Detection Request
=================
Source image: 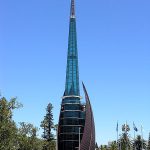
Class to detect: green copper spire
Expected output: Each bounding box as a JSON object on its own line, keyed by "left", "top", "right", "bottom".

{"left": 64, "top": 0, "right": 80, "bottom": 96}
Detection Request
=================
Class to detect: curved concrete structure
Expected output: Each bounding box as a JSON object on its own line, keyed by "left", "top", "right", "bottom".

{"left": 80, "top": 83, "right": 95, "bottom": 150}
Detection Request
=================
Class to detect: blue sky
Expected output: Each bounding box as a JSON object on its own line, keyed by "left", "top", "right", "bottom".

{"left": 0, "top": 0, "right": 150, "bottom": 145}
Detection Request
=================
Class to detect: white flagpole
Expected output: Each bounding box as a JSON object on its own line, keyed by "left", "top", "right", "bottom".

{"left": 134, "top": 123, "right": 136, "bottom": 150}
{"left": 134, "top": 129, "right": 136, "bottom": 150}
{"left": 79, "top": 127, "right": 81, "bottom": 150}
{"left": 117, "top": 122, "right": 119, "bottom": 150}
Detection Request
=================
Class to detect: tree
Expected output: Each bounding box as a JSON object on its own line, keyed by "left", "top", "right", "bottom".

{"left": 18, "top": 122, "right": 42, "bottom": 150}
{"left": 0, "top": 96, "right": 22, "bottom": 150}
{"left": 95, "top": 142, "right": 99, "bottom": 150}
{"left": 148, "top": 133, "right": 150, "bottom": 150}
{"left": 0, "top": 96, "right": 43, "bottom": 150}
{"left": 134, "top": 135, "right": 147, "bottom": 150}
{"left": 100, "top": 145, "right": 108, "bottom": 150}
{"left": 118, "top": 133, "right": 132, "bottom": 150}
{"left": 110, "top": 141, "right": 117, "bottom": 150}
{"left": 41, "top": 103, "right": 55, "bottom": 150}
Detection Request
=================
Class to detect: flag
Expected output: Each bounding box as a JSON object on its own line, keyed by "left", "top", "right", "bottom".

{"left": 133, "top": 122, "right": 138, "bottom": 132}
{"left": 116, "top": 122, "right": 118, "bottom": 132}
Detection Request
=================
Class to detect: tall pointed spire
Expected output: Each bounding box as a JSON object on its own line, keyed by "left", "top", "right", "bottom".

{"left": 64, "top": 0, "right": 80, "bottom": 96}
{"left": 58, "top": 1, "right": 95, "bottom": 149}
{"left": 70, "top": 0, "right": 75, "bottom": 18}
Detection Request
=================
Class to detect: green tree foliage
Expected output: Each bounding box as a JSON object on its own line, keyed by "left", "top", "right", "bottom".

{"left": 0, "top": 96, "right": 55, "bottom": 150}
{"left": 17, "top": 122, "right": 43, "bottom": 150}
{"left": 134, "top": 135, "right": 147, "bottom": 150}
{"left": 41, "top": 103, "right": 54, "bottom": 141}
{"left": 41, "top": 103, "right": 55, "bottom": 150}
{"left": 0, "top": 96, "right": 22, "bottom": 149}
{"left": 95, "top": 142, "right": 99, "bottom": 150}
{"left": 100, "top": 142, "right": 117, "bottom": 150}
{"left": 110, "top": 141, "right": 117, "bottom": 150}
{"left": 100, "top": 145, "right": 104, "bottom": 150}
{"left": 118, "top": 133, "right": 132, "bottom": 150}
{"left": 148, "top": 133, "right": 150, "bottom": 150}
{"left": 99, "top": 145, "right": 108, "bottom": 150}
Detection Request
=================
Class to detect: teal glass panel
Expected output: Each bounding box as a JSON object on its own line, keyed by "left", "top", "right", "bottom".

{"left": 65, "top": 18, "right": 80, "bottom": 96}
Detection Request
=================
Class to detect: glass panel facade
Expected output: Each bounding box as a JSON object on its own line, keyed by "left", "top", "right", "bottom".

{"left": 64, "top": 111, "right": 79, "bottom": 117}
{"left": 65, "top": 17, "right": 80, "bottom": 96}
{"left": 58, "top": 0, "right": 87, "bottom": 150}
{"left": 58, "top": 96, "right": 85, "bottom": 150}
{"left": 62, "top": 99, "right": 80, "bottom": 104}
{"left": 60, "top": 118, "right": 79, "bottom": 125}
{"left": 63, "top": 104, "right": 80, "bottom": 110}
